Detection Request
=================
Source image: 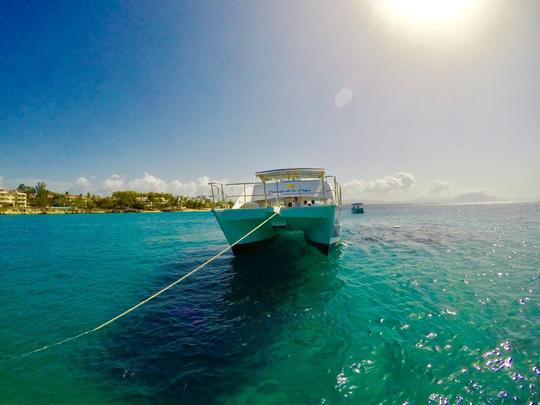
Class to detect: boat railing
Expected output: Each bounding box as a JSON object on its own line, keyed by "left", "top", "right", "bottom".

{"left": 323, "top": 175, "right": 342, "bottom": 206}
{"left": 209, "top": 178, "right": 342, "bottom": 207}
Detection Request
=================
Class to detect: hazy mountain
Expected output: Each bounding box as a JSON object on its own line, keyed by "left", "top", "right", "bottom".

{"left": 449, "top": 192, "right": 499, "bottom": 204}
{"left": 342, "top": 192, "right": 503, "bottom": 205}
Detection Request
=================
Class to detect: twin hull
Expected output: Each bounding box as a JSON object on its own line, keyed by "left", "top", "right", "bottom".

{"left": 212, "top": 205, "right": 341, "bottom": 254}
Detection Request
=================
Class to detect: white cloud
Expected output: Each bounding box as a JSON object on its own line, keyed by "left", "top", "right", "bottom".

{"left": 344, "top": 172, "right": 416, "bottom": 195}
{"left": 102, "top": 174, "right": 124, "bottom": 191}
{"left": 101, "top": 172, "right": 224, "bottom": 196}
{"left": 169, "top": 176, "right": 211, "bottom": 197}
{"left": 128, "top": 172, "right": 168, "bottom": 192}
{"left": 75, "top": 177, "right": 91, "bottom": 190}
{"left": 429, "top": 179, "right": 452, "bottom": 194}
{"left": 0, "top": 176, "right": 3, "bottom": 187}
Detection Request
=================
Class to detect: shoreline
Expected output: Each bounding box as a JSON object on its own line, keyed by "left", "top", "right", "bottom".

{"left": 0, "top": 208, "right": 212, "bottom": 215}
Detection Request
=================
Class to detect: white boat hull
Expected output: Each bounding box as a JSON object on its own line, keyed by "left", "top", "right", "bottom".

{"left": 212, "top": 205, "right": 341, "bottom": 254}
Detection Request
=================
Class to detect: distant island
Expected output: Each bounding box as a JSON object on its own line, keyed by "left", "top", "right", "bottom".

{"left": 342, "top": 191, "right": 503, "bottom": 205}
{"left": 448, "top": 191, "right": 499, "bottom": 204}
{"left": 0, "top": 182, "right": 230, "bottom": 215}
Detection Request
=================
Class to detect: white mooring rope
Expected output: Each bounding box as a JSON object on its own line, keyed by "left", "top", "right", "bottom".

{"left": 19, "top": 211, "right": 278, "bottom": 357}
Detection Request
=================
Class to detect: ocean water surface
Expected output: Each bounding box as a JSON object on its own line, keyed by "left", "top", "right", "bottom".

{"left": 0, "top": 203, "right": 539, "bottom": 403}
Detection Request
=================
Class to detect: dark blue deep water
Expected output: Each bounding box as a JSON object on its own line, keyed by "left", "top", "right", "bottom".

{"left": 1, "top": 203, "right": 539, "bottom": 403}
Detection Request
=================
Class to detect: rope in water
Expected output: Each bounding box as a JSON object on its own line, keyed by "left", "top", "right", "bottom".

{"left": 20, "top": 211, "right": 279, "bottom": 357}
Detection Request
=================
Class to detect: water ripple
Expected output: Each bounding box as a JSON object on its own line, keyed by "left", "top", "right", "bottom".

{"left": 0, "top": 205, "right": 539, "bottom": 403}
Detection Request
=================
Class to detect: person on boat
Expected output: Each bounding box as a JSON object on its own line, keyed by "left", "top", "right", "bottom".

{"left": 293, "top": 197, "right": 300, "bottom": 207}
{"left": 311, "top": 200, "right": 315, "bottom": 206}
{"left": 303, "top": 200, "right": 308, "bottom": 206}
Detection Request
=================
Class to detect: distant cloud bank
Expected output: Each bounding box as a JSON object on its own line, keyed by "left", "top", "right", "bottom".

{"left": 80, "top": 171, "right": 418, "bottom": 198}
{"left": 102, "top": 174, "right": 125, "bottom": 192}
{"left": 428, "top": 179, "right": 452, "bottom": 194}
{"left": 92, "top": 172, "right": 225, "bottom": 196}
{"left": 95, "top": 171, "right": 419, "bottom": 199}
{"left": 75, "top": 177, "right": 91, "bottom": 190}
{"left": 1, "top": 172, "right": 500, "bottom": 202}
{"left": 343, "top": 171, "right": 416, "bottom": 195}
{"left": 128, "top": 172, "right": 167, "bottom": 192}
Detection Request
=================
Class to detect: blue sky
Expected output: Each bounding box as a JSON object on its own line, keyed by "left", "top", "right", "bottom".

{"left": 1, "top": 1, "right": 539, "bottom": 200}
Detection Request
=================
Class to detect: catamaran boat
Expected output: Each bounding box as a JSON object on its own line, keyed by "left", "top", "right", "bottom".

{"left": 209, "top": 168, "right": 342, "bottom": 254}
{"left": 351, "top": 202, "right": 364, "bottom": 214}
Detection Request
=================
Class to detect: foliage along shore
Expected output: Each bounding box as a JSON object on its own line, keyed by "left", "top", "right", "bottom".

{"left": 0, "top": 182, "right": 228, "bottom": 215}
{"left": 0, "top": 207, "right": 211, "bottom": 215}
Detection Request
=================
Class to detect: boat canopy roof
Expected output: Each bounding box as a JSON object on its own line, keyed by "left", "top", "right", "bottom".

{"left": 255, "top": 168, "right": 326, "bottom": 182}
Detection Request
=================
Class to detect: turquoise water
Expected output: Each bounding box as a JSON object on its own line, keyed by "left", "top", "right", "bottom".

{"left": 1, "top": 203, "right": 539, "bottom": 403}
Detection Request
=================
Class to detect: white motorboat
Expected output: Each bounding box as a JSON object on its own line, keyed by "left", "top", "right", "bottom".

{"left": 209, "top": 168, "right": 342, "bottom": 254}
{"left": 351, "top": 202, "right": 365, "bottom": 214}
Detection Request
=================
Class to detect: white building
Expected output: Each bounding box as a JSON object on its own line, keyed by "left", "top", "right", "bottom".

{"left": 0, "top": 189, "right": 28, "bottom": 208}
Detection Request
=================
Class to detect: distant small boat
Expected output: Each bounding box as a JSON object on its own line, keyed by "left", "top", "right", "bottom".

{"left": 351, "top": 202, "right": 364, "bottom": 214}
{"left": 209, "top": 168, "right": 342, "bottom": 254}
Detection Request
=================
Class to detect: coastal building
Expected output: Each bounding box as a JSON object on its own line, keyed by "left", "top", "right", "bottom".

{"left": 152, "top": 197, "right": 168, "bottom": 206}
{"left": 0, "top": 189, "right": 28, "bottom": 208}
{"left": 67, "top": 194, "right": 87, "bottom": 202}
{"left": 135, "top": 195, "right": 168, "bottom": 208}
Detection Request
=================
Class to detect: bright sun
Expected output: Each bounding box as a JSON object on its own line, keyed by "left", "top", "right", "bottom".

{"left": 376, "top": 0, "right": 477, "bottom": 25}
{"left": 366, "top": 0, "right": 482, "bottom": 39}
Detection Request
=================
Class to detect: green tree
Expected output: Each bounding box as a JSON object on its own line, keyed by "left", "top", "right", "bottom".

{"left": 86, "top": 198, "right": 96, "bottom": 210}
{"left": 18, "top": 184, "right": 34, "bottom": 194}
{"left": 96, "top": 196, "right": 115, "bottom": 210}
{"left": 50, "top": 193, "right": 64, "bottom": 207}
{"left": 34, "top": 182, "right": 48, "bottom": 208}
{"left": 111, "top": 191, "right": 140, "bottom": 209}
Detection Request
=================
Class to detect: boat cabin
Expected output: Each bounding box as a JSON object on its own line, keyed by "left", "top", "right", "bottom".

{"left": 209, "top": 168, "right": 342, "bottom": 209}
{"left": 351, "top": 202, "right": 365, "bottom": 214}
